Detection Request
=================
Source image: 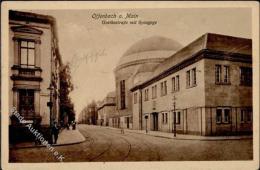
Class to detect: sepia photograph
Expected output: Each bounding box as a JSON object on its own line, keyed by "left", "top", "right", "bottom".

{"left": 1, "top": 1, "right": 259, "bottom": 170}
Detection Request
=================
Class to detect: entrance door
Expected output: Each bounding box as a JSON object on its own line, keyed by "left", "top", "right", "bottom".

{"left": 19, "top": 89, "right": 35, "bottom": 119}
{"left": 126, "top": 117, "right": 130, "bottom": 129}
{"left": 152, "top": 112, "right": 158, "bottom": 131}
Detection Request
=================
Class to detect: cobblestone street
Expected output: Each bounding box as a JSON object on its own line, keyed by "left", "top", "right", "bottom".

{"left": 9, "top": 125, "right": 253, "bottom": 162}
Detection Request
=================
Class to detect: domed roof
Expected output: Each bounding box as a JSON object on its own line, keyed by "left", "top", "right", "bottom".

{"left": 123, "top": 36, "right": 182, "bottom": 57}
{"left": 116, "top": 36, "right": 182, "bottom": 69}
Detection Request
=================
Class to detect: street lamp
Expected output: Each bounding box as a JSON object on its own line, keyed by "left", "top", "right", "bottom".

{"left": 172, "top": 95, "right": 177, "bottom": 137}
{"left": 47, "top": 84, "right": 54, "bottom": 128}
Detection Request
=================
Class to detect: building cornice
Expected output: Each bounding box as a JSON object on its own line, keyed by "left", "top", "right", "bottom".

{"left": 10, "top": 75, "right": 43, "bottom": 82}
{"left": 9, "top": 10, "right": 54, "bottom": 24}
{"left": 11, "top": 65, "right": 42, "bottom": 72}
{"left": 130, "top": 49, "right": 252, "bottom": 92}
{"left": 114, "top": 58, "right": 164, "bottom": 72}
{"left": 11, "top": 25, "right": 43, "bottom": 35}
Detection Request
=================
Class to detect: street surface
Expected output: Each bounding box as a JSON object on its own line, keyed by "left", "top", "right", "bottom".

{"left": 9, "top": 125, "right": 253, "bottom": 162}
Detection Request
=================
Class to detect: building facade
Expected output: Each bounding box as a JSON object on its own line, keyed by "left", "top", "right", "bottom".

{"left": 97, "top": 91, "right": 117, "bottom": 127}
{"left": 114, "top": 36, "right": 182, "bottom": 129}
{"left": 131, "top": 33, "right": 252, "bottom": 136}
{"left": 9, "top": 10, "right": 62, "bottom": 141}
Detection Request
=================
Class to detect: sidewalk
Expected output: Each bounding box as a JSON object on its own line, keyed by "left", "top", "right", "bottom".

{"left": 104, "top": 126, "right": 252, "bottom": 141}
{"left": 10, "top": 128, "right": 86, "bottom": 149}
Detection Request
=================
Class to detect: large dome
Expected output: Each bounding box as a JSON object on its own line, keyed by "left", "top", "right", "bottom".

{"left": 116, "top": 36, "right": 182, "bottom": 69}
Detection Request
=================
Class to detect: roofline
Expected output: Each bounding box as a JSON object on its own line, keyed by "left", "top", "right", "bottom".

{"left": 9, "top": 10, "right": 55, "bottom": 24}
{"left": 114, "top": 58, "right": 164, "bottom": 73}
{"left": 130, "top": 33, "right": 252, "bottom": 92}
{"left": 130, "top": 49, "right": 252, "bottom": 92}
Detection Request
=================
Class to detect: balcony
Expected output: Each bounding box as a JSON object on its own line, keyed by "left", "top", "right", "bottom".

{"left": 11, "top": 65, "right": 42, "bottom": 81}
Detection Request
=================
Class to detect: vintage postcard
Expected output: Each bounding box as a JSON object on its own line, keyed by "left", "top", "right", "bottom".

{"left": 1, "top": 1, "right": 259, "bottom": 170}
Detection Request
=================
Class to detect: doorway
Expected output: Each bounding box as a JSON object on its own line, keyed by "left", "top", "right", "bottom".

{"left": 126, "top": 117, "right": 130, "bottom": 129}
{"left": 151, "top": 112, "right": 158, "bottom": 131}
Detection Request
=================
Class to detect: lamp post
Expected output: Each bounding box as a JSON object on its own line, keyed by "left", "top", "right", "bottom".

{"left": 47, "top": 84, "right": 54, "bottom": 128}
{"left": 172, "top": 95, "right": 177, "bottom": 137}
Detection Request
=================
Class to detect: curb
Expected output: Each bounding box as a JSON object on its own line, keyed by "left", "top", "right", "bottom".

{"left": 104, "top": 126, "right": 252, "bottom": 141}
{"left": 9, "top": 131, "right": 86, "bottom": 149}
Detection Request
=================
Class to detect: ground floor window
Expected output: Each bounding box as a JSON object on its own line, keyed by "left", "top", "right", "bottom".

{"left": 173, "top": 111, "right": 181, "bottom": 124}
{"left": 241, "top": 108, "right": 252, "bottom": 123}
{"left": 162, "top": 112, "right": 168, "bottom": 124}
{"left": 177, "top": 111, "right": 181, "bottom": 124}
{"left": 216, "top": 107, "right": 231, "bottom": 124}
{"left": 19, "top": 89, "right": 35, "bottom": 118}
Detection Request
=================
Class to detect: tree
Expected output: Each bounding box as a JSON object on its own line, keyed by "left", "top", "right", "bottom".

{"left": 59, "top": 63, "right": 75, "bottom": 123}
{"left": 80, "top": 100, "right": 98, "bottom": 125}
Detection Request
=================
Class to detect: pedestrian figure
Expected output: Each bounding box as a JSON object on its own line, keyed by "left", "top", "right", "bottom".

{"left": 51, "top": 121, "right": 60, "bottom": 144}
{"left": 72, "top": 121, "right": 76, "bottom": 130}
{"left": 66, "top": 123, "right": 70, "bottom": 130}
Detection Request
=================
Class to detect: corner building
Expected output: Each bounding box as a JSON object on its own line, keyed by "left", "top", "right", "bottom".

{"left": 9, "top": 11, "right": 62, "bottom": 140}
{"left": 131, "top": 33, "right": 252, "bottom": 136}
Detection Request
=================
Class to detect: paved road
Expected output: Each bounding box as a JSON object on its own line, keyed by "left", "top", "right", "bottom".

{"left": 9, "top": 125, "right": 253, "bottom": 162}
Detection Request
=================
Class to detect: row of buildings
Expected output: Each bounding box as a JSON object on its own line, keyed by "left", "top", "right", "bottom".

{"left": 9, "top": 10, "right": 65, "bottom": 142}
{"left": 85, "top": 33, "right": 252, "bottom": 136}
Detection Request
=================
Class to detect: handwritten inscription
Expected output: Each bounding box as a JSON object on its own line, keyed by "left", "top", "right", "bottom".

{"left": 69, "top": 48, "right": 107, "bottom": 73}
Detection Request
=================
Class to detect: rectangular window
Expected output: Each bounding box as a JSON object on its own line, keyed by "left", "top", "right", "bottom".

{"left": 186, "top": 70, "right": 190, "bottom": 87}
{"left": 240, "top": 67, "right": 252, "bottom": 86}
{"left": 155, "top": 85, "right": 157, "bottom": 98}
{"left": 241, "top": 108, "right": 252, "bottom": 123}
{"left": 19, "top": 40, "right": 35, "bottom": 68}
{"left": 223, "top": 66, "right": 230, "bottom": 83}
{"left": 162, "top": 113, "right": 168, "bottom": 124}
{"left": 160, "top": 82, "right": 164, "bottom": 96}
{"left": 187, "top": 68, "right": 196, "bottom": 88}
{"left": 164, "top": 81, "right": 167, "bottom": 95}
{"left": 19, "top": 89, "right": 35, "bottom": 118}
{"left": 176, "top": 111, "right": 181, "bottom": 124}
{"left": 215, "top": 65, "right": 222, "bottom": 83}
{"left": 172, "top": 75, "right": 180, "bottom": 92}
{"left": 152, "top": 86, "right": 154, "bottom": 98}
{"left": 176, "top": 75, "right": 180, "bottom": 91}
{"left": 172, "top": 77, "right": 175, "bottom": 92}
{"left": 241, "top": 110, "right": 245, "bottom": 122}
{"left": 216, "top": 108, "right": 231, "bottom": 124}
{"left": 223, "top": 109, "right": 230, "bottom": 123}
{"left": 162, "top": 113, "right": 164, "bottom": 124}
{"left": 161, "top": 81, "right": 167, "bottom": 96}
{"left": 144, "top": 89, "right": 149, "bottom": 101}
{"left": 216, "top": 65, "right": 231, "bottom": 84}
{"left": 173, "top": 112, "right": 181, "bottom": 124}
{"left": 152, "top": 85, "right": 157, "bottom": 99}
{"left": 192, "top": 68, "right": 196, "bottom": 85}
{"left": 133, "top": 92, "right": 137, "bottom": 104}
{"left": 216, "top": 109, "right": 222, "bottom": 123}
{"left": 120, "top": 80, "right": 126, "bottom": 109}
